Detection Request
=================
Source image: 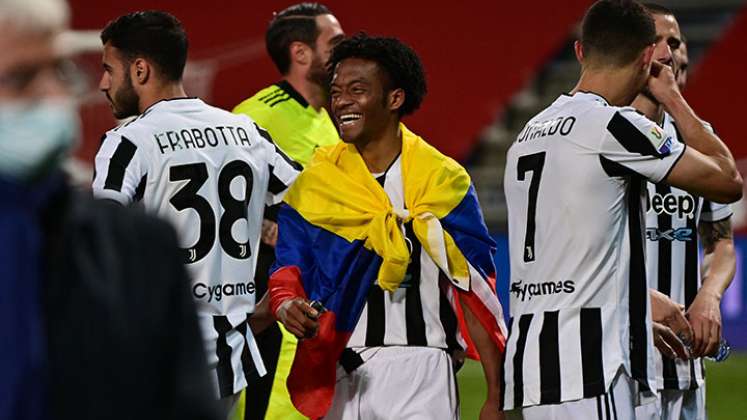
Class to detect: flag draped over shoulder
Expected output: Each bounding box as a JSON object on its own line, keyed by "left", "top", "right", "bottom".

{"left": 270, "top": 124, "right": 506, "bottom": 419}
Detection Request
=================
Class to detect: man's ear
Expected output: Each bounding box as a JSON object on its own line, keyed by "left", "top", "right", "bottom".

{"left": 641, "top": 44, "right": 655, "bottom": 70}
{"left": 132, "top": 57, "right": 150, "bottom": 85}
{"left": 574, "top": 40, "right": 585, "bottom": 64}
{"left": 289, "top": 41, "right": 312, "bottom": 67}
{"left": 388, "top": 88, "right": 405, "bottom": 113}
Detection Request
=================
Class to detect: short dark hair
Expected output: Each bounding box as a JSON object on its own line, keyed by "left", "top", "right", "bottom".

{"left": 329, "top": 33, "right": 427, "bottom": 117}
{"left": 642, "top": 3, "right": 674, "bottom": 16}
{"left": 581, "top": 0, "right": 656, "bottom": 67}
{"left": 266, "top": 3, "right": 331, "bottom": 75}
{"left": 101, "top": 11, "right": 188, "bottom": 81}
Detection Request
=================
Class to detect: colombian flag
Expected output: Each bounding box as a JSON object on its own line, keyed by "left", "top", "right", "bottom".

{"left": 269, "top": 124, "right": 507, "bottom": 418}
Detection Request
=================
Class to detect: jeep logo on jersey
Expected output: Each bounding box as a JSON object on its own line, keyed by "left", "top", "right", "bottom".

{"left": 647, "top": 192, "right": 696, "bottom": 219}
{"left": 193, "top": 281, "right": 256, "bottom": 302}
{"left": 510, "top": 280, "right": 576, "bottom": 302}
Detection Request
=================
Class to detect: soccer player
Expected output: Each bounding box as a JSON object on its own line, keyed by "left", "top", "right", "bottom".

{"left": 633, "top": 5, "right": 736, "bottom": 419}
{"left": 231, "top": 4, "right": 343, "bottom": 418}
{"left": 233, "top": 3, "right": 343, "bottom": 167}
{"left": 268, "top": 34, "right": 507, "bottom": 420}
{"left": 91, "top": 11, "right": 301, "bottom": 417}
{"left": 502, "top": 1, "right": 742, "bottom": 419}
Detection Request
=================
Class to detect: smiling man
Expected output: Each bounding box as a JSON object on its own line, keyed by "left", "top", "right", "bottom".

{"left": 267, "top": 34, "right": 507, "bottom": 420}
{"left": 90, "top": 11, "right": 301, "bottom": 419}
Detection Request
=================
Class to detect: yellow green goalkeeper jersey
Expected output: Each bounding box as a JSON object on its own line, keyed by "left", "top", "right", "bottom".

{"left": 233, "top": 80, "right": 340, "bottom": 166}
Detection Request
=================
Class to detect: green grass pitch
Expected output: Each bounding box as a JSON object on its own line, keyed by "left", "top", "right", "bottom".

{"left": 457, "top": 352, "right": 747, "bottom": 419}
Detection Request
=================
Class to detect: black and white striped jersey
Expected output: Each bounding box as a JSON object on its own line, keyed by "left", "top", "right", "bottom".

{"left": 92, "top": 98, "right": 301, "bottom": 397}
{"left": 645, "top": 113, "right": 732, "bottom": 391}
{"left": 502, "top": 92, "right": 686, "bottom": 410}
{"left": 345, "top": 156, "right": 463, "bottom": 352}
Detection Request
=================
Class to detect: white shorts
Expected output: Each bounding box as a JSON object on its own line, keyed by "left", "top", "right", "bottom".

{"left": 507, "top": 368, "right": 659, "bottom": 420}
{"left": 659, "top": 386, "right": 707, "bottom": 420}
{"left": 323, "top": 346, "right": 459, "bottom": 420}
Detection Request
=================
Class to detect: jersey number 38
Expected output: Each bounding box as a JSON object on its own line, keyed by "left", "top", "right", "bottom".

{"left": 169, "top": 160, "right": 254, "bottom": 264}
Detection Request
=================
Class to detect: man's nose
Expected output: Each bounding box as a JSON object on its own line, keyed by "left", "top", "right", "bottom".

{"left": 99, "top": 72, "right": 110, "bottom": 92}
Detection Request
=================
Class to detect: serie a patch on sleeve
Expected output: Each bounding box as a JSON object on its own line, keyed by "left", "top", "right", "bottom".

{"left": 647, "top": 125, "right": 673, "bottom": 156}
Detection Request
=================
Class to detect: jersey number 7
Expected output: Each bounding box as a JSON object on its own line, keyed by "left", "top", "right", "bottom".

{"left": 517, "top": 152, "right": 546, "bottom": 262}
{"left": 169, "top": 160, "right": 254, "bottom": 264}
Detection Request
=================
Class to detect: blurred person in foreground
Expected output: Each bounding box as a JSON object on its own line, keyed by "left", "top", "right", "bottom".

{"left": 0, "top": 0, "right": 219, "bottom": 419}
{"left": 268, "top": 33, "right": 507, "bottom": 420}
{"left": 91, "top": 10, "right": 301, "bottom": 418}
{"left": 633, "top": 4, "right": 736, "bottom": 419}
{"left": 502, "top": 0, "right": 741, "bottom": 418}
{"left": 231, "top": 4, "right": 343, "bottom": 418}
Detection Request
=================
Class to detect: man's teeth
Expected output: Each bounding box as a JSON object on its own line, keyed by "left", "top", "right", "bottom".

{"left": 339, "top": 113, "right": 362, "bottom": 125}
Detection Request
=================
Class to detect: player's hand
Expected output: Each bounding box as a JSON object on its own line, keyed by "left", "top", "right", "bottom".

{"left": 275, "top": 297, "right": 319, "bottom": 339}
{"left": 261, "top": 219, "right": 278, "bottom": 247}
{"left": 647, "top": 60, "right": 681, "bottom": 106}
{"left": 653, "top": 321, "right": 690, "bottom": 360}
{"left": 686, "top": 290, "right": 722, "bottom": 358}
{"left": 650, "top": 288, "right": 693, "bottom": 345}
{"left": 479, "top": 402, "right": 505, "bottom": 420}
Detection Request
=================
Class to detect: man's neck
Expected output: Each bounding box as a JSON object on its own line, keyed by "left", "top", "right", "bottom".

{"left": 139, "top": 83, "right": 188, "bottom": 113}
{"left": 284, "top": 74, "right": 326, "bottom": 111}
{"left": 631, "top": 94, "right": 664, "bottom": 125}
{"left": 571, "top": 66, "right": 641, "bottom": 107}
{"left": 357, "top": 122, "right": 402, "bottom": 174}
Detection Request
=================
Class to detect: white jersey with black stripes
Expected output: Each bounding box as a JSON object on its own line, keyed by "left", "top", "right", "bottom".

{"left": 645, "top": 113, "right": 732, "bottom": 392}
{"left": 345, "top": 155, "right": 463, "bottom": 352}
{"left": 92, "top": 97, "right": 301, "bottom": 398}
{"left": 503, "top": 92, "right": 685, "bottom": 411}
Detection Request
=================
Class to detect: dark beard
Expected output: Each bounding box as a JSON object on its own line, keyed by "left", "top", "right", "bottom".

{"left": 307, "top": 54, "right": 331, "bottom": 93}
{"left": 112, "top": 72, "right": 140, "bottom": 119}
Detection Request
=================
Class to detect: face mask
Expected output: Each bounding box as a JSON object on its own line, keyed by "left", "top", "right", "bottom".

{"left": 0, "top": 101, "right": 79, "bottom": 183}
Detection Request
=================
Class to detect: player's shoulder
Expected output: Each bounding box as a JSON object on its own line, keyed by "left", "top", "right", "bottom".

{"left": 404, "top": 126, "right": 470, "bottom": 182}
{"left": 99, "top": 117, "right": 148, "bottom": 152}
{"left": 232, "top": 84, "right": 285, "bottom": 115}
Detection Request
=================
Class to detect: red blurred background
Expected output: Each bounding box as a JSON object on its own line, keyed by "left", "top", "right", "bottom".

{"left": 68, "top": 0, "right": 594, "bottom": 163}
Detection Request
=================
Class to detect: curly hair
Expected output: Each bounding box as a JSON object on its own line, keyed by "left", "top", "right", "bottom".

{"left": 329, "top": 33, "right": 427, "bottom": 116}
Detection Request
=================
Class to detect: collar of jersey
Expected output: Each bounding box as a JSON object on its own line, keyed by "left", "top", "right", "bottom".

{"left": 275, "top": 80, "right": 310, "bottom": 108}
{"left": 563, "top": 90, "right": 610, "bottom": 106}
{"left": 140, "top": 96, "right": 200, "bottom": 117}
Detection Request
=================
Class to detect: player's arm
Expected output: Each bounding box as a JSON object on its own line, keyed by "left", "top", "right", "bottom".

{"left": 459, "top": 295, "right": 505, "bottom": 420}
{"left": 248, "top": 293, "right": 275, "bottom": 335}
{"left": 647, "top": 62, "right": 743, "bottom": 203}
{"left": 687, "top": 216, "right": 736, "bottom": 357}
{"left": 92, "top": 132, "right": 148, "bottom": 205}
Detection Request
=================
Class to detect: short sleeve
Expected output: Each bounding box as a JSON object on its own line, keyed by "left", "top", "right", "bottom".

{"left": 251, "top": 123, "right": 301, "bottom": 205}
{"left": 92, "top": 131, "right": 148, "bottom": 205}
{"left": 700, "top": 200, "right": 733, "bottom": 223}
{"left": 599, "top": 108, "right": 685, "bottom": 182}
